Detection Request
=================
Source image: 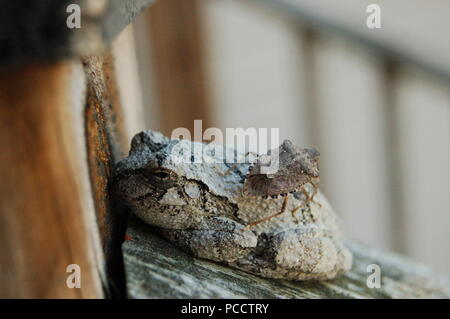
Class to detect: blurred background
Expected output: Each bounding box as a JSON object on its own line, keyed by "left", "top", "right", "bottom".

{"left": 112, "top": 0, "right": 450, "bottom": 275}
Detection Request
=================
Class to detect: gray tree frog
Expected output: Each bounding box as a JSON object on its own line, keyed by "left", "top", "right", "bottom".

{"left": 115, "top": 130, "right": 352, "bottom": 280}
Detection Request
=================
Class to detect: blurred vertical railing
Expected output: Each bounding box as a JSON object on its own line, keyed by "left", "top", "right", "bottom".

{"left": 142, "top": 0, "right": 212, "bottom": 136}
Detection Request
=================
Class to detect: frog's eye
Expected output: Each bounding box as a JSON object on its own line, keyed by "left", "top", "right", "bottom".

{"left": 152, "top": 170, "right": 170, "bottom": 179}
{"left": 145, "top": 168, "right": 177, "bottom": 189}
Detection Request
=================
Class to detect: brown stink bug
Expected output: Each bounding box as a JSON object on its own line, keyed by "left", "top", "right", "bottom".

{"left": 241, "top": 140, "right": 321, "bottom": 228}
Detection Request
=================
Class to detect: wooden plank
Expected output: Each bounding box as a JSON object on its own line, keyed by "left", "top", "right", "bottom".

{"left": 0, "top": 33, "right": 147, "bottom": 298}
{"left": 83, "top": 53, "right": 127, "bottom": 298}
{"left": 0, "top": 62, "right": 103, "bottom": 298}
{"left": 82, "top": 27, "right": 149, "bottom": 297}
{"left": 0, "top": 1, "right": 153, "bottom": 299}
{"left": 124, "top": 216, "right": 450, "bottom": 298}
{"left": 145, "top": 0, "right": 211, "bottom": 136}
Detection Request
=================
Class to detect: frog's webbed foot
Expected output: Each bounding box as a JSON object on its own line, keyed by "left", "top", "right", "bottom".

{"left": 233, "top": 227, "right": 352, "bottom": 280}
{"left": 269, "top": 227, "right": 352, "bottom": 280}
{"left": 160, "top": 217, "right": 257, "bottom": 263}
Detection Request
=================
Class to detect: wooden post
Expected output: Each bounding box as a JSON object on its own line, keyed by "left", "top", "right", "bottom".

{"left": 83, "top": 51, "right": 135, "bottom": 297}
{"left": 0, "top": 62, "right": 103, "bottom": 298}
{"left": 0, "top": 0, "right": 157, "bottom": 298}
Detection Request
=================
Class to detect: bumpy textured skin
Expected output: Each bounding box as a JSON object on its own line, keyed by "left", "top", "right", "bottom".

{"left": 115, "top": 130, "right": 352, "bottom": 280}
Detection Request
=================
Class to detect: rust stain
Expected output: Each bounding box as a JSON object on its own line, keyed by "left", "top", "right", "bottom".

{"left": 82, "top": 52, "right": 128, "bottom": 277}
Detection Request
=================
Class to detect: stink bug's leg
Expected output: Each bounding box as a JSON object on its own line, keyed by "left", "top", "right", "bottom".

{"left": 309, "top": 180, "right": 322, "bottom": 208}
{"left": 244, "top": 196, "right": 289, "bottom": 230}
{"left": 300, "top": 187, "right": 310, "bottom": 201}
{"left": 220, "top": 151, "right": 258, "bottom": 176}
{"left": 291, "top": 203, "right": 305, "bottom": 223}
{"left": 300, "top": 182, "right": 322, "bottom": 208}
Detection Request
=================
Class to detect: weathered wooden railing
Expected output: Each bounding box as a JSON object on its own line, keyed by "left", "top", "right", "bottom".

{"left": 124, "top": 216, "right": 450, "bottom": 298}
{"left": 0, "top": 0, "right": 449, "bottom": 299}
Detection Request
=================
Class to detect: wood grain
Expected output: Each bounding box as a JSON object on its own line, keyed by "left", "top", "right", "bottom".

{"left": 124, "top": 216, "right": 450, "bottom": 298}
{"left": 0, "top": 62, "right": 103, "bottom": 298}
{"left": 83, "top": 52, "right": 131, "bottom": 297}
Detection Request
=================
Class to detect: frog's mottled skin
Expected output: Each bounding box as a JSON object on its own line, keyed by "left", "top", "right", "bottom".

{"left": 115, "top": 130, "right": 352, "bottom": 280}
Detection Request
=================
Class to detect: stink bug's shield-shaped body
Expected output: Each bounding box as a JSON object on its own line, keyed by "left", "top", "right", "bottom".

{"left": 242, "top": 140, "right": 320, "bottom": 197}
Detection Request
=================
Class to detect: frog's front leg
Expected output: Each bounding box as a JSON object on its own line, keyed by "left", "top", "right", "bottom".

{"left": 160, "top": 217, "right": 258, "bottom": 263}
{"left": 231, "top": 226, "right": 352, "bottom": 280}
{"left": 264, "top": 226, "right": 352, "bottom": 280}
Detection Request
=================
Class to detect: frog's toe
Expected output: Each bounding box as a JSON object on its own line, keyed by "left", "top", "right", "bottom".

{"left": 266, "top": 227, "right": 352, "bottom": 280}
